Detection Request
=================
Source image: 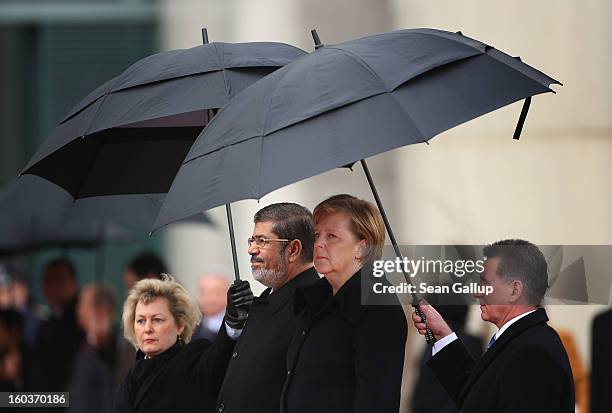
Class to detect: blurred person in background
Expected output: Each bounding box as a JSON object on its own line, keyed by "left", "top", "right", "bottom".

{"left": 412, "top": 304, "right": 483, "bottom": 413}
{"left": 112, "top": 275, "right": 252, "bottom": 413}
{"left": 215, "top": 203, "right": 319, "bottom": 413}
{"left": 0, "top": 266, "right": 43, "bottom": 347}
{"left": 122, "top": 252, "right": 167, "bottom": 292}
{"left": 118, "top": 252, "right": 168, "bottom": 378}
{"left": 11, "top": 268, "right": 44, "bottom": 349}
{"left": 554, "top": 328, "right": 589, "bottom": 413}
{"left": 69, "top": 284, "right": 120, "bottom": 413}
{"left": 282, "top": 194, "right": 407, "bottom": 413}
{"left": 590, "top": 307, "right": 612, "bottom": 413}
{"left": 192, "top": 269, "right": 230, "bottom": 342}
{"left": 0, "top": 309, "right": 41, "bottom": 392}
{"left": 0, "top": 267, "right": 12, "bottom": 309}
{"left": 35, "top": 258, "right": 83, "bottom": 392}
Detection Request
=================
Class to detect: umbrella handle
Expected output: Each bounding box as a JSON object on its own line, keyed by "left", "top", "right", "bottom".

{"left": 414, "top": 305, "right": 435, "bottom": 344}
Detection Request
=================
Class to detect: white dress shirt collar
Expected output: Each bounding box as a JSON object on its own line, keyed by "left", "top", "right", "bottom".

{"left": 494, "top": 309, "right": 537, "bottom": 341}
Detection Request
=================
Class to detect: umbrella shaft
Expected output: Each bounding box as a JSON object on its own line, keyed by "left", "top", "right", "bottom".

{"left": 359, "top": 159, "right": 403, "bottom": 259}
{"left": 226, "top": 203, "right": 241, "bottom": 281}
{"left": 360, "top": 159, "right": 435, "bottom": 344}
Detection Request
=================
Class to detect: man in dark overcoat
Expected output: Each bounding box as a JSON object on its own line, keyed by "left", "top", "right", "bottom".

{"left": 591, "top": 307, "right": 612, "bottom": 413}
{"left": 215, "top": 203, "right": 319, "bottom": 413}
{"left": 36, "top": 258, "right": 84, "bottom": 392}
{"left": 413, "top": 239, "right": 575, "bottom": 413}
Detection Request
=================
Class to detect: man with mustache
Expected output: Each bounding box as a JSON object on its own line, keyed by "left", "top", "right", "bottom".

{"left": 215, "top": 203, "right": 319, "bottom": 413}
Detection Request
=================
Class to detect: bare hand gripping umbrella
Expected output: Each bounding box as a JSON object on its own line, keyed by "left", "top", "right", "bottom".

{"left": 20, "top": 30, "right": 306, "bottom": 279}
{"left": 154, "top": 28, "right": 561, "bottom": 342}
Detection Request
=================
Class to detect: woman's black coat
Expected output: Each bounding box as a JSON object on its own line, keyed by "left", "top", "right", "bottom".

{"left": 112, "top": 326, "right": 235, "bottom": 413}
{"left": 281, "top": 269, "right": 407, "bottom": 413}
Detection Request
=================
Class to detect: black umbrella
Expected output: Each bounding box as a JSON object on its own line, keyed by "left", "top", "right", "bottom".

{"left": 0, "top": 175, "right": 211, "bottom": 258}
{"left": 154, "top": 28, "right": 560, "bottom": 342}
{"left": 154, "top": 28, "right": 560, "bottom": 228}
{"left": 20, "top": 32, "right": 306, "bottom": 279}
{"left": 21, "top": 38, "right": 305, "bottom": 197}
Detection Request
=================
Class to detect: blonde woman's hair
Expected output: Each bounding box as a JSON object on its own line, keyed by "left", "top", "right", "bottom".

{"left": 122, "top": 274, "right": 201, "bottom": 349}
{"left": 313, "top": 194, "right": 386, "bottom": 263}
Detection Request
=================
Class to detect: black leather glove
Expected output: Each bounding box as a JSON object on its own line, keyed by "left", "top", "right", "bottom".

{"left": 225, "top": 280, "right": 253, "bottom": 329}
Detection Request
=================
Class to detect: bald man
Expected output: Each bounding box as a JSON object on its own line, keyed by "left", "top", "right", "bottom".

{"left": 192, "top": 272, "right": 230, "bottom": 342}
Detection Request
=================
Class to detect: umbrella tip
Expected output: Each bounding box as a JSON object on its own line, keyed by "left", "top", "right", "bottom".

{"left": 202, "top": 28, "right": 209, "bottom": 44}
{"left": 311, "top": 29, "right": 324, "bottom": 50}
{"left": 456, "top": 31, "right": 463, "bottom": 35}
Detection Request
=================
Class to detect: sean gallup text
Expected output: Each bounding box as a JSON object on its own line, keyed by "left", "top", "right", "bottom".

{"left": 372, "top": 282, "right": 493, "bottom": 296}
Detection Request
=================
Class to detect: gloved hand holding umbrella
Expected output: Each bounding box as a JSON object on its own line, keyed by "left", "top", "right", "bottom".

{"left": 224, "top": 280, "right": 254, "bottom": 330}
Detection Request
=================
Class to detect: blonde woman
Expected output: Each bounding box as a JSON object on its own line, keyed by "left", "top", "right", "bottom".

{"left": 112, "top": 275, "right": 252, "bottom": 413}
{"left": 282, "top": 194, "right": 407, "bottom": 413}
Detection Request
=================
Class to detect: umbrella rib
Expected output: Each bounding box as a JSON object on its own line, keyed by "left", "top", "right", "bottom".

{"left": 70, "top": 134, "right": 108, "bottom": 199}
{"left": 325, "top": 46, "right": 391, "bottom": 92}
{"left": 215, "top": 43, "right": 232, "bottom": 99}
{"left": 387, "top": 91, "right": 427, "bottom": 140}
{"left": 81, "top": 75, "right": 125, "bottom": 139}
{"left": 183, "top": 133, "right": 262, "bottom": 165}
{"left": 260, "top": 61, "right": 299, "bottom": 137}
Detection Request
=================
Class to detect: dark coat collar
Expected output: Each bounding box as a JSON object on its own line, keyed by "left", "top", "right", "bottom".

{"left": 294, "top": 268, "right": 368, "bottom": 325}
{"left": 459, "top": 307, "right": 549, "bottom": 405}
{"left": 255, "top": 266, "right": 320, "bottom": 313}
{"left": 135, "top": 339, "right": 182, "bottom": 362}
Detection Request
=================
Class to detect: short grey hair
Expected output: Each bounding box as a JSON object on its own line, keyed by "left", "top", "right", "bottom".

{"left": 483, "top": 239, "right": 548, "bottom": 305}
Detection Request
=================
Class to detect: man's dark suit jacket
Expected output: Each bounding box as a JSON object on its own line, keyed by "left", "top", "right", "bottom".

{"left": 427, "top": 308, "right": 574, "bottom": 413}
{"left": 591, "top": 308, "right": 612, "bottom": 413}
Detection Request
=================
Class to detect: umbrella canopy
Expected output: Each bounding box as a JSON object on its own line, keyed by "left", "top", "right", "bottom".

{"left": 20, "top": 41, "right": 306, "bottom": 198}
{"left": 154, "top": 28, "right": 560, "bottom": 229}
{"left": 0, "top": 176, "right": 211, "bottom": 257}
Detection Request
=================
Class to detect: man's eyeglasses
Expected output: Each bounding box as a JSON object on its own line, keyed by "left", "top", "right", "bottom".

{"left": 247, "top": 237, "right": 290, "bottom": 248}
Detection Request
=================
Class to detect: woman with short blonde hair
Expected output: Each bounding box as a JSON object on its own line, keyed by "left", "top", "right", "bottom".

{"left": 122, "top": 274, "right": 200, "bottom": 348}
{"left": 113, "top": 275, "right": 253, "bottom": 413}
